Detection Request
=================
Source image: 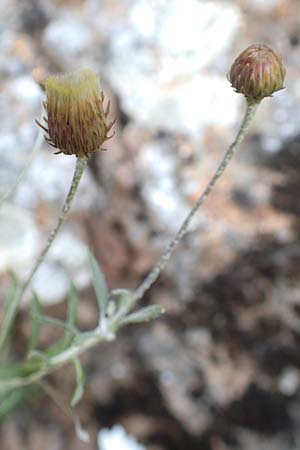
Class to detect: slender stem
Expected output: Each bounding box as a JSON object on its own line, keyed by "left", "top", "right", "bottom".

{"left": 0, "top": 101, "right": 259, "bottom": 392}
{"left": 22, "top": 156, "right": 87, "bottom": 295}
{"left": 0, "top": 156, "right": 87, "bottom": 354}
{"left": 133, "top": 100, "right": 260, "bottom": 302}
{"left": 0, "top": 110, "right": 44, "bottom": 207}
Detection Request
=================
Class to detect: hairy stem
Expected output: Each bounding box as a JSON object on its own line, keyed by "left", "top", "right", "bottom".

{"left": 0, "top": 157, "right": 87, "bottom": 354}
{"left": 21, "top": 156, "right": 87, "bottom": 294}
{"left": 0, "top": 101, "right": 260, "bottom": 394}
{"left": 133, "top": 100, "right": 260, "bottom": 302}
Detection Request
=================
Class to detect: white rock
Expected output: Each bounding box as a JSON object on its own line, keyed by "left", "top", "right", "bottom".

{"left": 9, "top": 76, "right": 43, "bottom": 109}
{"left": 109, "top": 70, "right": 241, "bottom": 135}
{"left": 0, "top": 133, "right": 20, "bottom": 165}
{"left": 0, "top": 204, "right": 90, "bottom": 305}
{"left": 26, "top": 232, "right": 90, "bottom": 305}
{"left": 98, "top": 425, "right": 147, "bottom": 450}
{"left": 0, "top": 29, "right": 24, "bottom": 76}
{"left": 125, "top": 0, "right": 242, "bottom": 78}
{"left": 15, "top": 152, "right": 99, "bottom": 210}
{"left": 105, "top": 0, "right": 242, "bottom": 134}
{"left": 0, "top": 203, "right": 40, "bottom": 273}
{"left": 0, "top": 203, "right": 90, "bottom": 305}
{"left": 49, "top": 232, "right": 88, "bottom": 273}
{"left": 156, "top": 0, "right": 241, "bottom": 73}
{"left": 138, "top": 140, "right": 201, "bottom": 231}
{"left": 43, "top": 18, "right": 93, "bottom": 61}
{"left": 278, "top": 368, "right": 300, "bottom": 396}
{"left": 246, "top": 0, "right": 283, "bottom": 13}
{"left": 29, "top": 262, "right": 70, "bottom": 305}
{"left": 49, "top": 232, "right": 91, "bottom": 292}
{"left": 257, "top": 79, "right": 300, "bottom": 154}
{"left": 129, "top": 0, "right": 156, "bottom": 39}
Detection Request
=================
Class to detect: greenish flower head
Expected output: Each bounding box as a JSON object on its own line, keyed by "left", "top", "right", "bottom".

{"left": 37, "top": 69, "right": 115, "bottom": 158}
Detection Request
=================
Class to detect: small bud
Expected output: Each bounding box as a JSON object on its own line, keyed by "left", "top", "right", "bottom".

{"left": 36, "top": 69, "right": 115, "bottom": 158}
{"left": 228, "top": 44, "right": 286, "bottom": 102}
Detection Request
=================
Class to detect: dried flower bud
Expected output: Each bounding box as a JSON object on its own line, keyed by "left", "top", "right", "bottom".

{"left": 36, "top": 69, "right": 115, "bottom": 158}
{"left": 228, "top": 44, "right": 285, "bottom": 102}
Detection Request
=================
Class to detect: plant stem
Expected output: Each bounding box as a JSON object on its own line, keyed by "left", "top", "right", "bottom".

{"left": 21, "top": 156, "right": 87, "bottom": 295}
{"left": 132, "top": 100, "right": 260, "bottom": 302}
{"left": 0, "top": 102, "right": 259, "bottom": 392}
{"left": 0, "top": 156, "right": 87, "bottom": 354}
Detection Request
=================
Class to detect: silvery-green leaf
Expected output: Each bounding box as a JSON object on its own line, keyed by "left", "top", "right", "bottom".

{"left": 27, "top": 293, "right": 41, "bottom": 355}
{"left": 64, "top": 284, "right": 79, "bottom": 346}
{"left": 40, "top": 379, "right": 90, "bottom": 443}
{"left": 0, "top": 274, "right": 20, "bottom": 353}
{"left": 44, "top": 317, "right": 77, "bottom": 358}
{"left": 88, "top": 250, "right": 108, "bottom": 318}
{"left": 0, "top": 358, "right": 43, "bottom": 379}
{"left": 3, "top": 273, "right": 18, "bottom": 317}
{"left": 37, "top": 315, "right": 77, "bottom": 335}
{"left": 74, "top": 416, "right": 90, "bottom": 443}
{"left": 71, "top": 357, "right": 85, "bottom": 407}
{"left": 0, "top": 386, "right": 36, "bottom": 419}
{"left": 122, "top": 305, "right": 165, "bottom": 325}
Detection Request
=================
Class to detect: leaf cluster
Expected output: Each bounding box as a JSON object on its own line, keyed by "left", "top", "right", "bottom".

{"left": 0, "top": 251, "right": 164, "bottom": 438}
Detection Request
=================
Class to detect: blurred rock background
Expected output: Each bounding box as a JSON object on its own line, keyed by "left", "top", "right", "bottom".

{"left": 1, "top": 0, "right": 300, "bottom": 449}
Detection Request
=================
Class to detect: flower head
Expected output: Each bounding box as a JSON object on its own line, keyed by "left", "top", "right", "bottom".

{"left": 228, "top": 44, "right": 286, "bottom": 102}
{"left": 36, "top": 69, "right": 115, "bottom": 158}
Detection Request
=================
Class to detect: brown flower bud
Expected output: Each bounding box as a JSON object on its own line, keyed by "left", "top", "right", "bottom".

{"left": 36, "top": 69, "right": 115, "bottom": 158}
{"left": 228, "top": 44, "right": 286, "bottom": 102}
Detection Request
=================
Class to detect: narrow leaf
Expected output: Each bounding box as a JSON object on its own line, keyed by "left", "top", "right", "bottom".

{"left": 0, "top": 275, "right": 20, "bottom": 353}
{"left": 44, "top": 319, "right": 78, "bottom": 358}
{"left": 27, "top": 293, "right": 42, "bottom": 355}
{"left": 122, "top": 305, "right": 165, "bottom": 325}
{"left": 67, "top": 283, "right": 79, "bottom": 327}
{"left": 42, "top": 310, "right": 78, "bottom": 358}
{"left": 0, "top": 386, "right": 37, "bottom": 419}
{"left": 3, "top": 274, "right": 18, "bottom": 318}
{"left": 62, "top": 283, "right": 79, "bottom": 348}
{"left": 0, "top": 358, "right": 44, "bottom": 379}
{"left": 71, "top": 357, "right": 85, "bottom": 407}
{"left": 74, "top": 416, "right": 90, "bottom": 443}
{"left": 87, "top": 250, "right": 108, "bottom": 317}
{"left": 39, "top": 380, "right": 90, "bottom": 443}
{"left": 36, "top": 315, "right": 77, "bottom": 335}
